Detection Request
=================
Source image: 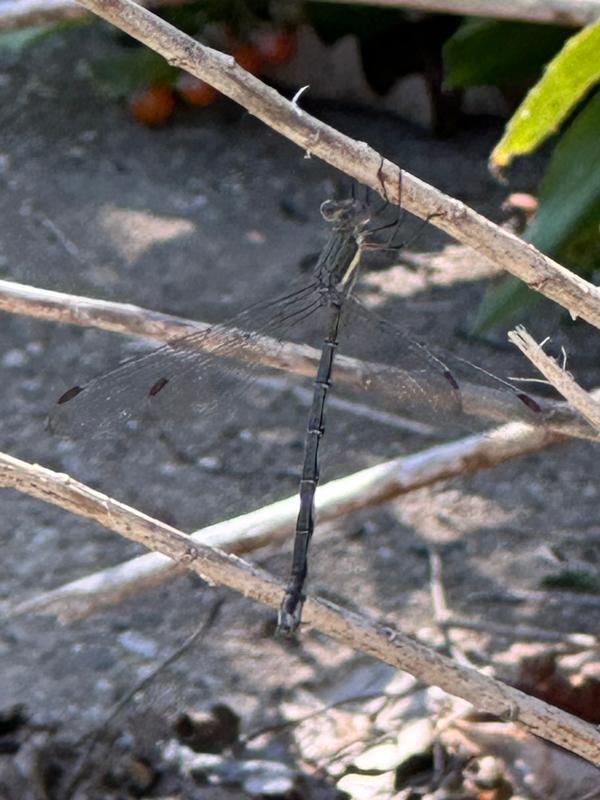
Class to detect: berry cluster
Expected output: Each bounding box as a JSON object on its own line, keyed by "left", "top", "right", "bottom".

{"left": 129, "top": 28, "right": 297, "bottom": 126}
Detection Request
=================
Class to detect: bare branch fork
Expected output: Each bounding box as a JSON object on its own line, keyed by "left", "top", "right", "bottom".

{"left": 65, "top": 0, "right": 600, "bottom": 333}
{"left": 1, "top": 450, "right": 599, "bottom": 765}
{"left": 509, "top": 325, "right": 600, "bottom": 433}
{"left": 428, "top": 549, "right": 596, "bottom": 649}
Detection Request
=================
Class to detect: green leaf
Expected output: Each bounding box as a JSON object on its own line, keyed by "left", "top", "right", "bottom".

{"left": 0, "top": 19, "right": 84, "bottom": 52}
{"left": 89, "top": 48, "right": 178, "bottom": 98}
{"left": 525, "top": 90, "right": 600, "bottom": 270}
{"left": 472, "top": 93, "right": 600, "bottom": 332}
{"left": 469, "top": 276, "right": 540, "bottom": 333}
{"left": 492, "top": 19, "right": 600, "bottom": 167}
{"left": 444, "top": 18, "right": 570, "bottom": 88}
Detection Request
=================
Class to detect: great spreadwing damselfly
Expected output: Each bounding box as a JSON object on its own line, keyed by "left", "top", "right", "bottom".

{"left": 50, "top": 190, "right": 544, "bottom": 635}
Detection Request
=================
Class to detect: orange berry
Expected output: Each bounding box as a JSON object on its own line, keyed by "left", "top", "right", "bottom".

{"left": 176, "top": 74, "right": 219, "bottom": 107}
{"left": 232, "top": 43, "right": 263, "bottom": 76}
{"left": 128, "top": 85, "right": 175, "bottom": 127}
{"left": 253, "top": 28, "right": 296, "bottom": 66}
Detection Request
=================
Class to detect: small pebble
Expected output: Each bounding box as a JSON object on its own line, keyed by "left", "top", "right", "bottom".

{"left": 2, "top": 349, "right": 26, "bottom": 368}
{"left": 117, "top": 630, "right": 158, "bottom": 659}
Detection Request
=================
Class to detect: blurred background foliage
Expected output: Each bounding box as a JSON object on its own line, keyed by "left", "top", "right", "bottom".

{"left": 1, "top": 0, "right": 598, "bottom": 330}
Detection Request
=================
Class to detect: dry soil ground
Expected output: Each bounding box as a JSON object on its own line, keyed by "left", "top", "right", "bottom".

{"left": 0, "top": 23, "right": 599, "bottom": 800}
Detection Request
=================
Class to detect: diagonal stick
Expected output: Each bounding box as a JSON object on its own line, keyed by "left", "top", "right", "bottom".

{"left": 65, "top": 0, "right": 600, "bottom": 332}
{"left": 1, "top": 450, "right": 599, "bottom": 765}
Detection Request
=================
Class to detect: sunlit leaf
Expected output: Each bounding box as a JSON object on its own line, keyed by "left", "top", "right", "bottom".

{"left": 491, "top": 19, "right": 600, "bottom": 168}
{"left": 473, "top": 93, "right": 600, "bottom": 332}
{"left": 525, "top": 90, "right": 600, "bottom": 267}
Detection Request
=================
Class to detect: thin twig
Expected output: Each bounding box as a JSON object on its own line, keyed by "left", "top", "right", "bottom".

{"left": 57, "top": 0, "right": 600, "bottom": 332}
{"left": 5, "top": 418, "right": 574, "bottom": 622}
{"left": 243, "top": 682, "right": 418, "bottom": 744}
{"left": 429, "top": 550, "right": 595, "bottom": 649}
{"left": 429, "top": 548, "right": 477, "bottom": 668}
{"left": 0, "top": 278, "right": 595, "bottom": 440}
{"left": 469, "top": 588, "right": 600, "bottom": 607}
{"left": 509, "top": 325, "right": 600, "bottom": 432}
{"left": 100, "top": 598, "right": 224, "bottom": 729}
{"left": 2, "top": 0, "right": 598, "bottom": 32}
{"left": 63, "top": 597, "right": 224, "bottom": 798}
{"left": 429, "top": 548, "right": 450, "bottom": 622}
{"left": 438, "top": 616, "right": 597, "bottom": 648}
{"left": 0, "top": 451, "right": 599, "bottom": 765}
{"left": 266, "top": 377, "right": 437, "bottom": 436}
{"left": 314, "top": 0, "right": 600, "bottom": 26}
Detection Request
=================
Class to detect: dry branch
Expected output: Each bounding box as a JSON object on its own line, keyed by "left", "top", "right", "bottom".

{"left": 1, "top": 450, "right": 599, "bottom": 765}
{"left": 0, "top": 278, "right": 595, "bottom": 440}
{"left": 63, "top": 0, "right": 600, "bottom": 333}
{"left": 509, "top": 325, "right": 600, "bottom": 432}
{"left": 3, "top": 0, "right": 599, "bottom": 31}
{"left": 315, "top": 0, "right": 600, "bottom": 25}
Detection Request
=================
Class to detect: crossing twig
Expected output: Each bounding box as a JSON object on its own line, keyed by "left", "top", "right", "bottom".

{"left": 3, "top": 418, "right": 576, "bottom": 622}
{"left": 0, "top": 278, "right": 594, "bottom": 440}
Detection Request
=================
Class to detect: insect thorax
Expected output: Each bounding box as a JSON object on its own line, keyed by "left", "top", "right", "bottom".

{"left": 313, "top": 197, "right": 371, "bottom": 305}
{"left": 314, "top": 230, "right": 361, "bottom": 304}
